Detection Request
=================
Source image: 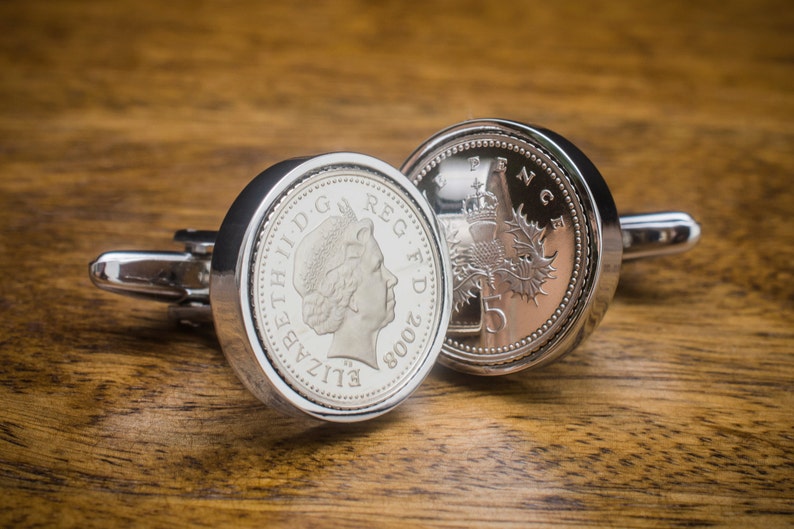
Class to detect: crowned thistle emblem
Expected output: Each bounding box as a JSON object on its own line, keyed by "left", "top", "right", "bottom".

{"left": 450, "top": 179, "right": 557, "bottom": 313}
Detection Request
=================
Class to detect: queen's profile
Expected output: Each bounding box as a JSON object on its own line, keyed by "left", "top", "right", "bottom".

{"left": 293, "top": 201, "right": 398, "bottom": 369}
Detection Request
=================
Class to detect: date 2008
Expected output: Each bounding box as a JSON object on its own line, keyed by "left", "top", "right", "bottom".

{"left": 383, "top": 311, "right": 422, "bottom": 369}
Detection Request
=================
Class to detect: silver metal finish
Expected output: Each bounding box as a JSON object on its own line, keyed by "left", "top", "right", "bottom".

{"left": 90, "top": 232, "right": 212, "bottom": 302}
{"left": 90, "top": 230, "right": 214, "bottom": 323}
{"left": 401, "top": 119, "right": 700, "bottom": 375}
{"left": 620, "top": 212, "right": 700, "bottom": 260}
{"left": 90, "top": 154, "right": 452, "bottom": 422}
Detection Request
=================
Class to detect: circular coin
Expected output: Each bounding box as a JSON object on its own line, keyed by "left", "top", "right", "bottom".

{"left": 211, "top": 153, "right": 451, "bottom": 421}
{"left": 401, "top": 120, "right": 622, "bottom": 374}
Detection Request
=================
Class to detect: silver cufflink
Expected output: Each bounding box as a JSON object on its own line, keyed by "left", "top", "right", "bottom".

{"left": 89, "top": 121, "right": 699, "bottom": 421}
{"left": 91, "top": 153, "right": 452, "bottom": 422}
{"left": 401, "top": 119, "right": 699, "bottom": 375}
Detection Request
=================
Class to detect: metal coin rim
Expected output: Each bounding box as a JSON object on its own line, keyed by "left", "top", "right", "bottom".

{"left": 211, "top": 153, "right": 452, "bottom": 420}
{"left": 402, "top": 119, "right": 622, "bottom": 375}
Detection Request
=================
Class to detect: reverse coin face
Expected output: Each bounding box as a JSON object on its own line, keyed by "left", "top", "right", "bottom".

{"left": 402, "top": 120, "right": 622, "bottom": 374}
{"left": 211, "top": 154, "right": 451, "bottom": 421}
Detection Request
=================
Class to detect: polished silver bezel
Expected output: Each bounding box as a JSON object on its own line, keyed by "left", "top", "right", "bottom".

{"left": 210, "top": 153, "right": 452, "bottom": 421}
{"left": 402, "top": 119, "right": 622, "bottom": 375}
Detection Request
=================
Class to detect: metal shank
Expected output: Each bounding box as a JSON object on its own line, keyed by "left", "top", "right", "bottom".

{"left": 620, "top": 212, "right": 700, "bottom": 260}
{"left": 89, "top": 229, "right": 215, "bottom": 323}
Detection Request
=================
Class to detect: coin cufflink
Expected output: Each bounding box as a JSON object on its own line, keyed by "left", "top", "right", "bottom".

{"left": 91, "top": 153, "right": 452, "bottom": 422}
{"left": 401, "top": 119, "right": 700, "bottom": 375}
{"left": 89, "top": 123, "right": 700, "bottom": 420}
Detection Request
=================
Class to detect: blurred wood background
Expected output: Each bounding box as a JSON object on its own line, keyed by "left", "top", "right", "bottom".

{"left": 1, "top": 1, "right": 792, "bottom": 527}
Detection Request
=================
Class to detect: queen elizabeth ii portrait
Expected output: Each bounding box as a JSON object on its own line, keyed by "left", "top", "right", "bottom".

{"left": 293, "top": 201, "right": 398, "bottom": 369}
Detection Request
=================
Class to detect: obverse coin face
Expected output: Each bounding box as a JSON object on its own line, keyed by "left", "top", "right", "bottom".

{"left": 402, "top": 120, "right": 621, "bottom": 374}
{"left": 212, "top": 154, "right": 450, "bottom": 421}
{"left": 252, "top": 167, "right": 444, "bottom": 410}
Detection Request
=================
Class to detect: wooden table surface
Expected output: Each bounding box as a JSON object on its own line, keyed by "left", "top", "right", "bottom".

{"left": 1, "top": 1, "right": 792, "bottom": 527}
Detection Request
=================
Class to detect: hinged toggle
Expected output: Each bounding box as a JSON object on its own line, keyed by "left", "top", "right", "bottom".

{"left": 89, "top": 229, "right": 217, "bottom": 324}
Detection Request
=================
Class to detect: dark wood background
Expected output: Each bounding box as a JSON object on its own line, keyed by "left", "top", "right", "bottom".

{"left": 1, "top": 1, "right": 792, "bottom": 527}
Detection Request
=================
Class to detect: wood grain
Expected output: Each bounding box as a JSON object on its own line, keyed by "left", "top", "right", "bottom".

{"left": 1, "top": 0, "right": 792, "bottom": 527}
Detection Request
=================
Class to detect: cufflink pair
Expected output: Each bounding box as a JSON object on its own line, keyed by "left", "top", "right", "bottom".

{"left": 90, "top": 119, "right": 699, "bottom": 422}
